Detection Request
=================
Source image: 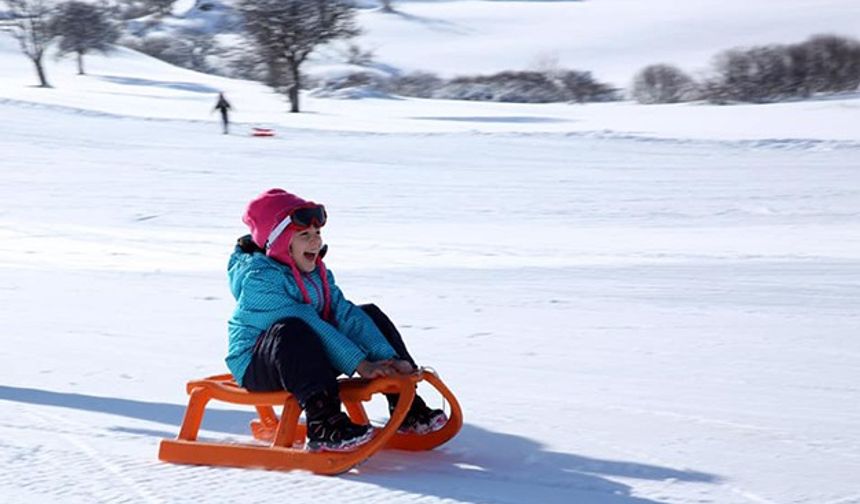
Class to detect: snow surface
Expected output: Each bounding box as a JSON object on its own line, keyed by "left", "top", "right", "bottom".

{"left": 2, "top": 1, "right": 860, "bottom": 503}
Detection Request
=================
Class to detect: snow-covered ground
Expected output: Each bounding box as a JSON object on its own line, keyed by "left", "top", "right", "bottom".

{"left": 1, "top": 1, "right": 860, "bottom": 503}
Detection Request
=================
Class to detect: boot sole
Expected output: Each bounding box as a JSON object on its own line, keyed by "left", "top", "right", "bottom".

{"left": 306, "top": 427, "right": 375, "bottom": 453}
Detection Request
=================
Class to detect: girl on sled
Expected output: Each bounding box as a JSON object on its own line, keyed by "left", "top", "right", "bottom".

{"left": 226, "top": 189, "right": 446, "bottom": 452}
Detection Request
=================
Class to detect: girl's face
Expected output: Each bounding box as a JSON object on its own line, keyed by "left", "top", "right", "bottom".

{"left": 289, "top": 225, "right": 323, "bottom": 273}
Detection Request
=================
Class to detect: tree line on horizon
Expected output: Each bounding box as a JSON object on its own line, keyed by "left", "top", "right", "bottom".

{"left": 632, "top": 34, "right": 860, "bottom": 104}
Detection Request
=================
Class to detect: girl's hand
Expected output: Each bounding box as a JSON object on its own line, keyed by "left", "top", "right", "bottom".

{"left": 386, "top": 359, "right": 415, "bottom": 375}
{"left": 356, "top": 360, "right": 395, "bottom": 379}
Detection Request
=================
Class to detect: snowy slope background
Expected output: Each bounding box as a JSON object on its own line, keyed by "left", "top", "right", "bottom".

{"left": 1, "top": 1, "right": 860, "bottom": 503}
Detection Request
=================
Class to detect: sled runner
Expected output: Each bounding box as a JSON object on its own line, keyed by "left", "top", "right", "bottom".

{"left": 251, "top": 127, "right": 275, "bottom": 137}
{"left": 158, "top": 368, "right": 462, "bottom": 475}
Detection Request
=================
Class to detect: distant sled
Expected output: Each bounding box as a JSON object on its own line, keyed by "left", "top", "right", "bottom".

{"left": 158, "top": 368, "right": 463, "bottom": 475}
{"left": 251, "top": 127, "right": 275, "bottom": 137}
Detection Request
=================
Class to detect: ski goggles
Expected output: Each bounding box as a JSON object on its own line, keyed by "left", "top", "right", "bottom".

{"left": 266, "top": 204, "right": 327, "bottom": 249}
{"left": 291, "top": 204, "right": 327, "bottom": 229}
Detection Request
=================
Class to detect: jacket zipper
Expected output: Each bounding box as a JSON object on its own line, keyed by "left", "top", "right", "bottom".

{"left": 303, "top": 272, "right": 324, "bottom": 312}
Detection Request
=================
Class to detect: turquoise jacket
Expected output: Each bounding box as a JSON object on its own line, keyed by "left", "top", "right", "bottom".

{"left": 226, "top": 245, "right": 397, "bottom": 385}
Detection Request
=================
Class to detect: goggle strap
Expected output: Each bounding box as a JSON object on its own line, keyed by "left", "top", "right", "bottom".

{"left": 266, "top": 215, "right": 292, "bottom": 249}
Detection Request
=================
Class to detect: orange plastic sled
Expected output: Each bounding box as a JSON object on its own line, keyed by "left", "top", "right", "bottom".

{"left": 158, "top": 368, "right": 462, "bottom": 475}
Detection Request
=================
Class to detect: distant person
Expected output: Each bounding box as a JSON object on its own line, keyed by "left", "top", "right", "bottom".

{"left": 226, "top": 188, "right": 447, "bottom": 452}
{"left": 213, "top": 92, "right": 232, "bottom": 134}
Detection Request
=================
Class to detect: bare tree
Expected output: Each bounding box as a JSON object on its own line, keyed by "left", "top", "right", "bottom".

{"left": 802, "top": 34, "right": 860, "bottom": 93}
{"left": 701, "top": 35, "right": 860, "bottom": 104}
{"left": 631, "top": 64, "right": 698, "bottom": 104}
{"left": 558, "top": 70, "right": 619, "bottom": 103}
{"left": 239, "top": 0, "right": 360, "bottom": 113}
{"left": 51, "top": 1, "right": 119, "bottom": 75}
{"left": 2, "top": 0, "right": 54, "bottom": 87}
{"left": 705, "top": 47, "right": 790, "bottom": 103}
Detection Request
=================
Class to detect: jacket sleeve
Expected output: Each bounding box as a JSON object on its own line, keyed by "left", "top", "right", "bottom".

{"left": 238, "top": 266, "right": 367, "bottom": 375}
{"left": 327, "top": 270, "right": 397, "bottom": 362}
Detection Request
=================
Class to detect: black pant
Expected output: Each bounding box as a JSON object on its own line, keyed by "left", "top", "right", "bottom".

{"left": 219, "top": 110, "right": 229, "bottom": 134}
{"left": 242, "top": 304, "right": 414, "bottom": 405}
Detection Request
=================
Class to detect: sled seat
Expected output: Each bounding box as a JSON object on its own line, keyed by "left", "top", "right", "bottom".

{"left": 158, "top": 368, "right": 462, "bottom": 475}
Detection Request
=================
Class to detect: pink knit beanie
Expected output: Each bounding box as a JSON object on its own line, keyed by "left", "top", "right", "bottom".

{"left": 242, "top": 188, "right": 332, "bottom": 321}
{"left": 243, "top": 188, "right": 311, "bottom": 250}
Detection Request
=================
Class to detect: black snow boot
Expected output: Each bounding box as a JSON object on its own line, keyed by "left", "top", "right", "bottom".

{"left": 304, "top": 391, "right": 373, "bottom": 452}
{"left": 386, "top": 393, "right": 448, "bottom": 435}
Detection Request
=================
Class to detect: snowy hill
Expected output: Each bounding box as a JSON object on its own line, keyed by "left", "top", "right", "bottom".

{"left": 1, "top": 1, "right": 860, "bottom": 503}
{"left": 2, "top": 26, "right": 860, "bottom": 142}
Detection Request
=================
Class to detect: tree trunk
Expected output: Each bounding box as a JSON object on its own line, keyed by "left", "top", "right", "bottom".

{"left": 288, "top": 61, "right": 301, "bottom": 113}
{"left": 33, "top": 57, "right": 50, "bottom": 88}
{"left": 77, "top": 52, "right": 85, "bottom": 75}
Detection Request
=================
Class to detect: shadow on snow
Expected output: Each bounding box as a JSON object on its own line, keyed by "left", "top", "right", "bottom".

{"left": 353, "top": 423, "right": 718, "bottom": 504}
{"left": 94, "top": 75, "right": 221, "bottom": 94}
{"left": 0, "top": 385, "right": 719, "bottom": 503}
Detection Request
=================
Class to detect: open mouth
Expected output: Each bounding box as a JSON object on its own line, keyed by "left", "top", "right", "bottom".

{"left": 303, "top": 252, "right": 317, "bottom": 261}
